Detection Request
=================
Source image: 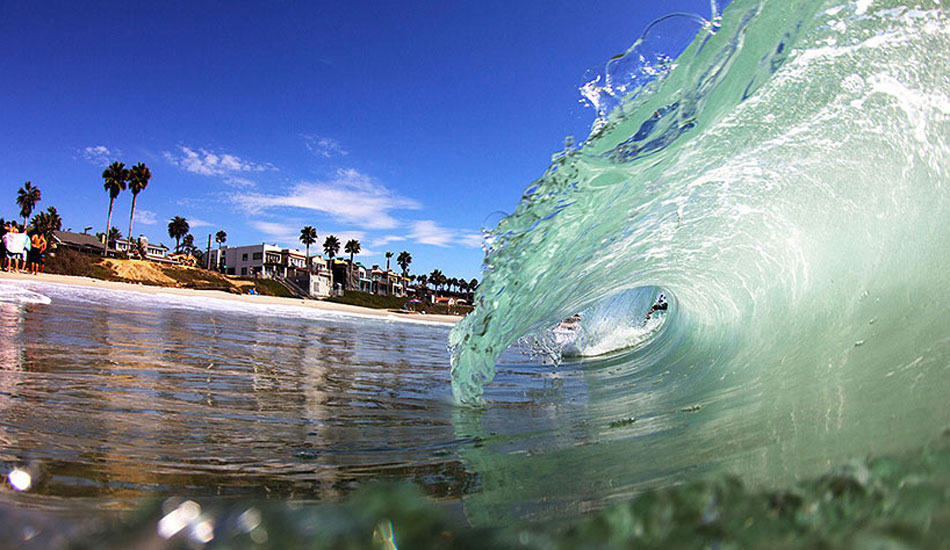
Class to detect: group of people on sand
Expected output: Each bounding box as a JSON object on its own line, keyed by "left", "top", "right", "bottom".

{"left": 0, "top": 223, "right": 47, "bottom": 275}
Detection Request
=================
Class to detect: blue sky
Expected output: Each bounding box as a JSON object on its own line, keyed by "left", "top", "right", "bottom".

{"left": 1, "top": 0, "right": 717, "bottom": 280}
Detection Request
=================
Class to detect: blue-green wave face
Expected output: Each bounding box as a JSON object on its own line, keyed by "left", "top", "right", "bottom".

{"left": 450, "top": 0, "right": 950, "bottom": 405}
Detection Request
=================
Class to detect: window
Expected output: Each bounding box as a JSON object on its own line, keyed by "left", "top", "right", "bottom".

{"left": 227, "top": 268, "right": 235, "bottom": 275}
{"left": 252, "top": 252, "right": 263, "bottom": 261}
{"left": 241, "top": 267, "right": 248, "bottom": 276}
{"left": 242, "top": 253, "right": 248, "bottom": 261}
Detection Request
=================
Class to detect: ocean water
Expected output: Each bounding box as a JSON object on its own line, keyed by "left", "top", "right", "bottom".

{"left": 3, "top": 0, "right": 950, "bottom": 546}
{"left": 452, "top": 0, "right": 950, "bottom": 487}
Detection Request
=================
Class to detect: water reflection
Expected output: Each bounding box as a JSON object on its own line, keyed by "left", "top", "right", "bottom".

{"left": 0, "top": 283, "right": 474, "bottom": 506}
{"left": 2, "top": 280, "right": 949, "bottom": 530}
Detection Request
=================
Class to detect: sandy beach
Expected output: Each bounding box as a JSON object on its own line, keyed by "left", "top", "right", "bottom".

{"left": 0, "top": 270, "right": 462, "bottom": 325}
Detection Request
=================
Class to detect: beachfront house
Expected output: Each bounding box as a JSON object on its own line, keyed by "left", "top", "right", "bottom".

{"left": 289, "top": 255, "right": 333, "bottom": 299}
{"left": 218, "top": 243, "right": 332, "bottom": 298}
{"left": 52, "top": 230, "right": 107, "bottom": 255}
{"left": 219, "top": 244, "right": 283, "bottom": 278}
{"left": 114, "top": 236, "right": 173, "bottom": 263}
{"left": 370, "top": 265, "right": 407, "bottom": 297}
{"left": 332, "top": 260, "right": 372, "bottom": 293}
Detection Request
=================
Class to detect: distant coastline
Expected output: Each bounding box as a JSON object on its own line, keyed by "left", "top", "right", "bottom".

{"left": 0, "top": 270, "right": 462, "bottom": 325}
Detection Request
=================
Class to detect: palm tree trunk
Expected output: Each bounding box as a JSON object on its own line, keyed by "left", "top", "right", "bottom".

{"left": 127, "top": 193, "right": 138, "bottom": 257}
{"left": 103, "top": 198, "right": 114, "bottom": 255}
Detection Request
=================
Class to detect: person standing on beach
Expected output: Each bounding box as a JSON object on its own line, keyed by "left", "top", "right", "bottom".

{"left": 28, "top": 231, "right": 47, "bottom": 275}
{"left": 3, "top": 225, "right": 29, "bottom": 272}
{"left": 0, "top": 224, "right": 7, "bottom": 267}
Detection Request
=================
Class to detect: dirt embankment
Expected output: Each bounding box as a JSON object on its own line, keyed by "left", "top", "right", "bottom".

{"left": 103, "top": 259, "right": 178, "bottom": 285}
{"left": 102, "top": 259, "right": 262, "bottom": 293}
{"left": 45, "top": 249, "right": 287, "bottom": 296}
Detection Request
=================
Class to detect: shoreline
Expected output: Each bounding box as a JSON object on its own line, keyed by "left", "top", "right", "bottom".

{"left": 0, "top": 271, "right": 462, "bottom": 325}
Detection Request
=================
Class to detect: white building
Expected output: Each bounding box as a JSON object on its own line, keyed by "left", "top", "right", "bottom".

{"left": 218, "top": 243, "right": 332, "bottom": 298}
{"left": 114, "top": 236, "right": 173, "bottom": 262}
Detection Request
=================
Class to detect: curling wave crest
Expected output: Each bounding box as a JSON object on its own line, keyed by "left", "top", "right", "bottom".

{"left": 450, "top": 0, "right": 950, "bottom": 406}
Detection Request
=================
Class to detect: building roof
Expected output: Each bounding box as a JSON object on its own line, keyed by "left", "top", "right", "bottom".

{"left": 53, "top": 230, "right": 102, "bottom": 250}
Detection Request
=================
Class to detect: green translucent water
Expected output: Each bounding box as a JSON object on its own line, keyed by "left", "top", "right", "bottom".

{"left": 452, "top": 0, "right": 950, "bottom": 453}
{"left": 447, "top": 0, "right": 950, "bottom": 531}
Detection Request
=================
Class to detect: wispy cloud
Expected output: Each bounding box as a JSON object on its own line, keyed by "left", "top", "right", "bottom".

{"left": 223, "top": 176, "right": 256, "bottom": 188}
{"left": 164, "top": 146, "right": 275, "bottom": 177}
{"left": 301, "top": 134, "right": 348, "bottom": 158}
{"left": 233, "top": 168, "right": 420, "bottom": 230}
{"left": 408, "top": 220, "right": 454, "bottom": 247}
{"left": 187, "top": 217, "right": 213, "bottom": 228}
{"left": 81, "top": 145, "right": 120, "bottom": 166}
{"left": 250, "top": 221, "right": 297, "bottom": 243}
{"left": 456, "top": 231, "right": 485, "bottom": 249}
{"left": 408, "top": 220, "right": 484, "bottom": 248}
{"left": 136, "top": 209, "right": 158, "bottom": 225}
{"left": 370, "top": 235, "right": 407, "bottom": 248}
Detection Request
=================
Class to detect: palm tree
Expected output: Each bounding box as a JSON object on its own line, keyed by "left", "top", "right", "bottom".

{"left": 167, "top": 216, "right": 189, "bottom": 252}
{"left": 323, "top": 235, "right": 340, "bottom": 260}
{"left": 30, "top": 206, "right": 62, "bottom": 240}
{"left": 344, "top": 238, "right": 361, "bottom": 264}
{"left": 429, "top": 269, "right": 444, "bottom": 292}
{"left": 102, "top": 161, "right": 128, "bottom": 254}
{"left": 396, "top": 251, "right": 412, "bottom": 276}
{"left": 182, "top": 233, "right": 194, "bottom": 252}
{"left": 417, "top": 274, "right": 428, "bottom": 290}
{"left": 299, "top": 225, "right": 317, "bottom": 263}
{"left": 16, "top": 181, "right": 41, "bottom": 227}
{"left": 126, "top": 162, "right": 151, "bottom": 253}
{"left": 385, "top": 251, "right": 394, "bottom": 272}
{"left": 215, "top": 230, "right": 227, "bottom": 271}
{"left": 97, "top": 226, "right": 123, "bottom": 249}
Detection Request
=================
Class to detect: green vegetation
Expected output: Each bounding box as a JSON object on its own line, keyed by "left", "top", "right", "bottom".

{"left": 327, "top": 291, "right": 472, "bottom": 315}
{"left": 126, "top": 162, "right": 151, "bottom": 254}
{"left": 299, "top": 225, "right": 317, "bottom": 260}
{"left": 30, "top": 206, "right": 62, "bottom": 240}
{"left": 397, "top": 250, "right": 412, "bottom": 276}
{"left": 243, "top": 277, "right": 296, "bottom": 298}
{"left": 344, "top": 238, "right": 361, "bottom": 263}
{"left": 101, "top": 161, "right": 128, "bottom": 255}
{"left": 167, "top": 216, "right": 189, "bottom": 252}
{"left": 16, "top": 181, "right": 41, "bottom": 227}
{"left": 45, "top": 248, "right": 114, "bottom": 280}
{"left": 326, "top": 290, "right": 407, "bottom": 310}
{"left": 323, "top": 234, "right": 340, "bottom": 260}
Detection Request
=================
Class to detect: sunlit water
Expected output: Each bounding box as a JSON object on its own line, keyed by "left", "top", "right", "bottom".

{"left": 0, "top": 281, "right": 466, "bottom": 504}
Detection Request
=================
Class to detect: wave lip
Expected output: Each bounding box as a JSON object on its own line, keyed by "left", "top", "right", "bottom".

{"left": 450, "top": 0, "right": 950, "bottom": 405}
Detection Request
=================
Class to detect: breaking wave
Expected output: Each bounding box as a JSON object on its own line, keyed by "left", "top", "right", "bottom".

{"left": 450, "top": 0, "right": 950, "bottom": 427}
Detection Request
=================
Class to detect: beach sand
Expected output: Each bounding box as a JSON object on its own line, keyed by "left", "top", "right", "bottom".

{"left": 0, "top": 270, "right": 462, "bottom": 325}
